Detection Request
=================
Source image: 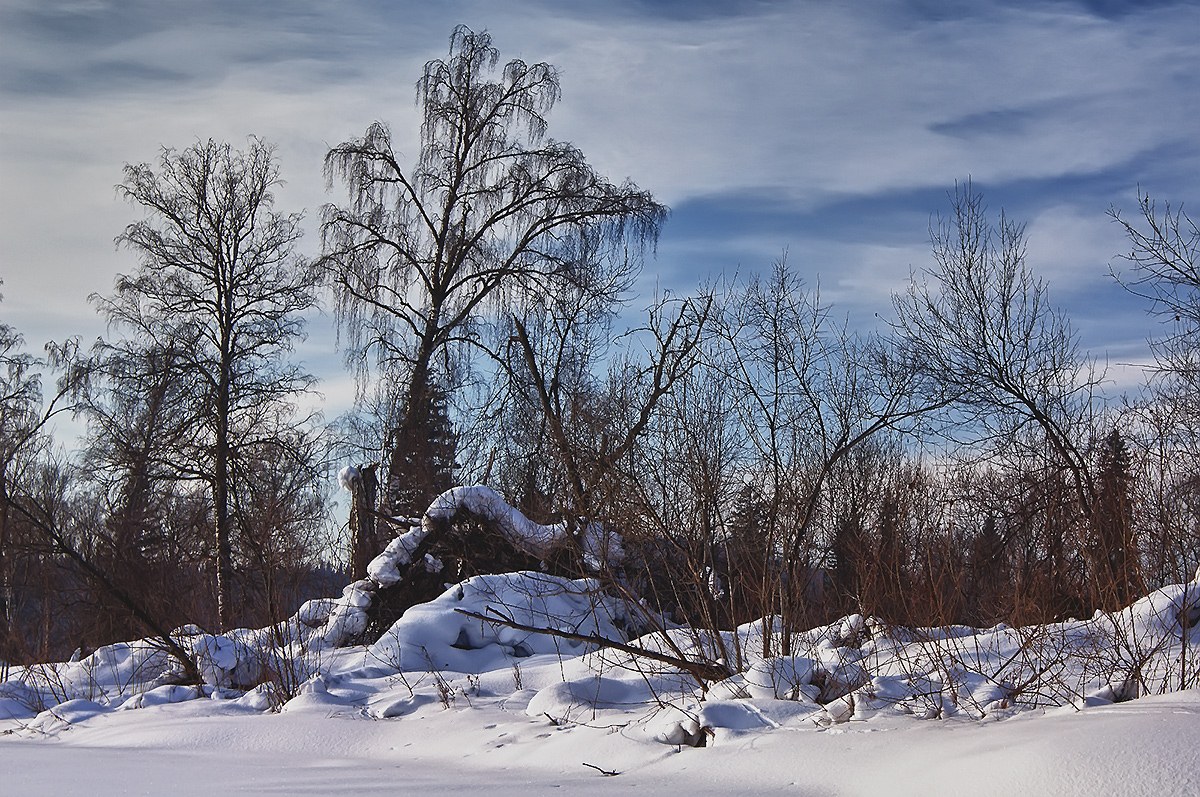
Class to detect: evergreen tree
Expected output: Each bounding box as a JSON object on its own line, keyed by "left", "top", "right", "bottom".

{"left": 1091, "top": 428, "right": 1141, "bottom": 608}
{"left": 721, "top": 482, "right": 773, "bottom": 625}
{"left": 382, "top": 371, "right": 457, "bottom": 522}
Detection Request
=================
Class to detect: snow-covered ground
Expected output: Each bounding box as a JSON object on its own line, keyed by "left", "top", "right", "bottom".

{"left": 2, "top": 489, "right": 1198, "bottom": 795}
{"left": 3, "top": 567, "right": 1198, "bottom": 795}
{"left": 2, "top": 673, "right": 1198, "bottom": 795}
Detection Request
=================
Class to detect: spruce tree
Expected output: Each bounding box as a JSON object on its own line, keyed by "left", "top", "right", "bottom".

{"left": 1092, "top": 428, "right": 1141, "bottom": 608}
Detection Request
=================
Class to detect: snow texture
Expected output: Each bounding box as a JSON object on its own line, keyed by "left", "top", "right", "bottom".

{"left": 2, "top": 574, "right": 1200, "bottom": 794}
{"left": 4, "top": 484, "right": 1199, "bottom": 795}
{"left": 336, "top": 465, "right": 361, "bottom": 492}
{"left": 363, "top": 571, "right": 628, "bottom": 674}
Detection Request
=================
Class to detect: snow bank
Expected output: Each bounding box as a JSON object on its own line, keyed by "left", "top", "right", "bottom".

{"left": 3, "top": 486, "right": 1198, "bottom": 769}
{"left": 4, "top": 576, "right": 1197, "bottom": 736}
{"left": 364, "top": 571, "right": 628, "bottom": 674}
{"left": 0, "top": 485, "right": 629, "bottom": 701}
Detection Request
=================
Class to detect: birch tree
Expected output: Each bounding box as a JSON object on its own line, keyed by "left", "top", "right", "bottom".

{"left": 321, "top": 25, "right": 666, "bottom": 520}
{"left": 96, "top": 138, "right": 316, "bottom": 630}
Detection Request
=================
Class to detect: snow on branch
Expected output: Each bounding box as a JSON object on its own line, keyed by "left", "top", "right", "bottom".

{"left": 425, "top": 485, "right": 623, "bottom": 569}
{"left": 300, "top": 484, "right": 626, "bottom": 654}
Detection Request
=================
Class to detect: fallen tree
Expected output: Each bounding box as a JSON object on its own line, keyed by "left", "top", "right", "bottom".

{"left": 308, "top": 481, "right": 627, "bottom": 648}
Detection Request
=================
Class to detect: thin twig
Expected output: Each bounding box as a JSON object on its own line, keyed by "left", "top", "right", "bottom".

{"left": 453, "top": 606, "right": 732, "bottom": 683}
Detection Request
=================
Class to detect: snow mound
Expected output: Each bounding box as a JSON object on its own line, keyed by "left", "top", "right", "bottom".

{"left": 364, "top": 571, "right": 628, "bottom": 674}
{"left": 744, "top": 655, "right": 817, "bottom": 701}
{"left": 298, "top": 484, "right": 627, "bottom": 650}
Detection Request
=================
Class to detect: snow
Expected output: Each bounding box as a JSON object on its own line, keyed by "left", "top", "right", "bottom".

{"left": 423, "top": 485, "right": 624, "bottom": 570}
{"left": 2, "top": 683, "right": 1198, "bottom": 795}
{"left": 355, "top": 571, "right": 629, "bottom": 676}
{"left": 302, "top": 485, "right": 627, "bottom": 650}
{"left": 336, "top": 464, "right": 360, "bottom": 493}
{"left": 3, "top": 583, "right": 1198, "bottom": 797}
{"left": 2, "top": 486, "right": 1199, "bottom": 794}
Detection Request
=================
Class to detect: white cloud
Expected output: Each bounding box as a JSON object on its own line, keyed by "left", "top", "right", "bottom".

{"left": 2, "top": 0, "right": 1198, "bottom": 417}
{"left": 534, "top": 2, "right": 1200, "bottom": 204}
{"left": 1025, "top": 204, "right": 1126, "bottom": 289}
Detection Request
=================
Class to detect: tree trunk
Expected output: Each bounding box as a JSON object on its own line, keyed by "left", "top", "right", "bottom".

{"left": 214, "top": 334, "right": 234, "bottom": 632}
{"left": 0, "top": 486, "right": 12, "bottom": 656}
{"left": 380, "top": 331, "right": 455, "bottom": 525}
{"left": 349, "top": 464, "right": 379, "bottom": 580}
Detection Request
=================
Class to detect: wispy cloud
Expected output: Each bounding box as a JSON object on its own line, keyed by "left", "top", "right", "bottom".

{"left": 1, "top": 0, "right": 1196, "bottom": 401}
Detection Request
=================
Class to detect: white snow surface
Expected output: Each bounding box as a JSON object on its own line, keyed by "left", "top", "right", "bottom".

{"left": 2, "top": 573, "right": 1199, "bottom": 794}
{"left": 363, "top": 571, "right": 628, "bottom": 674}
{"left": 2, "top": 484, "right": 1198, "bottom": 794}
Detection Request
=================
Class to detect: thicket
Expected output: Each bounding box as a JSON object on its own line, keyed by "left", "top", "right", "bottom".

{"left": 1, "top": 26, "right": 1198, "bottom": 671}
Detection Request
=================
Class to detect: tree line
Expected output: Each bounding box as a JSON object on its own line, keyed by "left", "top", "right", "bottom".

{"left": 2, "top": 25, "right": 1198, "bottom": 664}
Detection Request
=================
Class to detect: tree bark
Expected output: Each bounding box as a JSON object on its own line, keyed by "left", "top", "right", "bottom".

{"left": 349, "top": 464, "right": 379, "bottom": 580}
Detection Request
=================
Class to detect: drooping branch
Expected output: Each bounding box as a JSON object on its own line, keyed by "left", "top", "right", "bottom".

{"left": 319, "top": 27, "right": 667, "bottom": 524}
{"left": 454, "top": 606, "right": 731, "bottom": 685}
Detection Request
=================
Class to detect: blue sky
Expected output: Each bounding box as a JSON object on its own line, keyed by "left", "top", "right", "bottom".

{"left": 2, "top": 0, "right": 1198, "bottom": 425}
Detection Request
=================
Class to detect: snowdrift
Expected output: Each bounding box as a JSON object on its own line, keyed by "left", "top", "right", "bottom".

{"left": 2, "top": 485, "right": 1198, "bottom": 777}
{"left": 300, "top": 482, "right": 624, "bottom": 649}
{"left": 3, "top": 567, "right": 1198, "bottom": 740}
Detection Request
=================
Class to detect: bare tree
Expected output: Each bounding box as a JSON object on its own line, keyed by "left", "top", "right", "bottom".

{"left": 469, "top": 277, "right": 622, "bottom": 518}
{"left": 1108, "top": 190, "right": 1200, "bottom": 601}
{"left": 0, "top": 282, "right": 44, "bottom": 653}
{"left": 893, "top": 183, "right": 1101, "bottom": 516}
{"left": 71, "top": 342, "right": 206, "bottom": 641}
{"left": 228, "top": 429, "right": 330, "bottom": 627}
{"left": 0, "top": 294, "right": 87, "bottom": 659}
{"left": 94, "top": 138, "right": 317, "bottom": 631}
{"left": 715, "top": 259, "right": 932, "bottom": 650}
{"left": 889, "top": 183, "right": 1122, "bottom": 621}
{"left": 320, "top": 25, "right": 667, "bottom": 521}
{"left": 509, "top": 293, "right": 712, "bottom": 528}
{"left": 1110, "top": 191, "right": 1200, "bottom": 391}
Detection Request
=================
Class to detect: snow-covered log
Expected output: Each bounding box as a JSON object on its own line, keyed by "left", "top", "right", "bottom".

{"left": 301, "top": 484, "right": 626, "bottom": 651}
{"left": 422, "top": 485, "right": 623, "bottom": 571}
